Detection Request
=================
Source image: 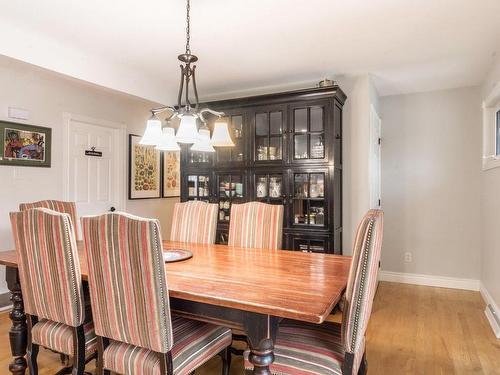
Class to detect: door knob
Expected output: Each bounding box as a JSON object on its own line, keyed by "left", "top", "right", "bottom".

{"left": 110, "top": 207, "right": 116, "bottom": 212}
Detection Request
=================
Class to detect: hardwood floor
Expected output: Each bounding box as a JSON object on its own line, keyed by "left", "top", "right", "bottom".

{"left": 0, "top": 282, "right": 498, "bottom": 374}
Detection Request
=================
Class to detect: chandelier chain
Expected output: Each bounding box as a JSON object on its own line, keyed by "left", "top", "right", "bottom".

{"left": 185, "top": 0, "right": 191, "bottom": 54}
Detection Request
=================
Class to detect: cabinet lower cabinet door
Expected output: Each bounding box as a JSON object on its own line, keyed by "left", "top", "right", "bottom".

{"left": 216, "top": 173, "right": 245, "bottom": 223}
{"left": 186, "top": 174, "right": 212, "bottom": 202}
{"left": 287, "top": 234, "right": 332, "bottom": 253}
{"left": 216, "top": 230, "right": 229, "bottom": 245}
{"left": 253, "top": 172, "right": 286, "bottom": 204}
{"left": 290, "top": 169, "right": 329, "bottom": 229}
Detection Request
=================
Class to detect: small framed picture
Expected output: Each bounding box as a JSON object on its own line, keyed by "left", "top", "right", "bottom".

{"left": 163, "top": 151, "right": 181, "bottom": 198}
{"left": 129, "top": 134, "right": 161, "bottom": 199}
{"left": 0, "top": 120, "right": 52, "bottom": 167}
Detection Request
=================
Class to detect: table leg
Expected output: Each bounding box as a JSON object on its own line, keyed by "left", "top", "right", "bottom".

{"left": 244, "top": 313, "right": 279, "bottom": 375}
{"left": 6, "top": 267, "right": 27, "bottom": 375}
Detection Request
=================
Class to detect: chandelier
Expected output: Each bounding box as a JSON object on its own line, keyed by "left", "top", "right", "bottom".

{"left": 140, "top": 0, "right": 234, "bottom": 152}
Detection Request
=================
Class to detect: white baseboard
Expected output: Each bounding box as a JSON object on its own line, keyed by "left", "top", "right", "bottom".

{"left": 378, "top": 270, "right": 480, "bottom": 291}
{"left": 480, "top": 283, "right": 500, "bottom": 339}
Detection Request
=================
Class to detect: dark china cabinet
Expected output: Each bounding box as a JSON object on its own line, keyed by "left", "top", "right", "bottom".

{"left": 180, "top": 85, "right": 346, "bottom": 254}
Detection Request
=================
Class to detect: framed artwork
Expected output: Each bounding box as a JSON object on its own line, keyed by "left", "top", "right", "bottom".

{"left": 129, "top": 134, "right": 161, "bottom": 199}
{"left": 163, "top": 151, "right": 180, "bottom": 197}
{"left": 0, "top": 120, "right": 52, "bottom": 167}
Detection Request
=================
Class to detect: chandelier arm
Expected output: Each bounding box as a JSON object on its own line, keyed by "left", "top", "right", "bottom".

{"left": 198, "top": 108, "right": 225, "bottom": 124}
{"left": 151, "top": 106, "right": 177, "bottom": 116}
{"left": 177, "top": 65, "right": 185, "bottom": 109}
{"left": 191, "top": 65, "right": 200, "bottom": 110}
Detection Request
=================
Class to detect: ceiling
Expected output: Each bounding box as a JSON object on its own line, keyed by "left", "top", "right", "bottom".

{"left": 0, "top": 0, "right": 499, "bottom": 104}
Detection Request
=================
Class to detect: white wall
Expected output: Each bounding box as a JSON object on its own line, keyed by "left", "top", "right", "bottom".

{"left": 380, "top": 87, "right": 482, "bottom": 279}
{"left": 480, "top": 57, "right": 500, "bottom": 308}
{"left": 340, "top": 74, "right": 380, "bottom": 254}
{"left": 0, "top": 56, "right": 178, "bottom": 294}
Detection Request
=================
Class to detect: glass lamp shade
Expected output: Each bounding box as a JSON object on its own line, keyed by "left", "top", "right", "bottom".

{"left": 191, "top": 128, "right": 215, "bottom": 152}
{"left": 140, "top": 117, "right": 163, "bottom": 146}
{"left": 156, "top": 127, "right": 180, "bottom": 151}
{"left": 210, "top": 120, "right": 234, "bottom": 147}
{"left": 176, "top": 114, "right": 200, "bottom": 143}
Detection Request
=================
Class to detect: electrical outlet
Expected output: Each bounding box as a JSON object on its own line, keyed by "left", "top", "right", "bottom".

{"left": 404, "top": 252, "right": 412, "bottom": 263}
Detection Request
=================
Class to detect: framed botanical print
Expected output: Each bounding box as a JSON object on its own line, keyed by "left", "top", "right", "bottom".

{"left": 0, "top": 120, "right": 52, "bottom": 167}
{"left": 163, "top": 151, "right": 180, "bottom": 197}
{"left": 129, "top": 134, "right": 161, "bottom": 199}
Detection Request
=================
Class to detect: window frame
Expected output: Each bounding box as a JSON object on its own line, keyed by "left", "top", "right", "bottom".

{"left": 496, "top": 108, "right": 500, "bottom": 157}
{"left": 482, "top": 81, "right": 500, "bottom": 171}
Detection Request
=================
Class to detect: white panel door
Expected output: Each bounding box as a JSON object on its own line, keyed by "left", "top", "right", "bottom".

{"left": 66, "top": 117, "right": 125, "bottom": 230}
{"left": 369, "top": 105, "right": 382, "bottom": 209}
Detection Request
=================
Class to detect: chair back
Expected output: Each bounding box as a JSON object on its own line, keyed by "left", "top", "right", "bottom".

{"left": 342, "top": 209, "right": 384, "bottom": 369}
{"left": 81, "top": 212, "right": 173, "bottom": 353}
{"left": 228, "top": 202, "right": 284, "bottom": 249}
{"left": 170, "top": 201, "right": 218, "bottom": 244}
{"left": 20, "top": 200, "right": 79, "bottom": 240}
{"left": 10, "top": 208, "right": 84, "bottom": 327}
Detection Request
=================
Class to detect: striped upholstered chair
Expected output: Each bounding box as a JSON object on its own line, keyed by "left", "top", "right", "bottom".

{"left": 19, "top": 200, "right": 80, "bottom": 240}
{"left": 228, "top": 202, "right": 284, "bottom": 249}
{"left": 170, "top": 201, "right": 218, "bottom": 244}
{"left": 10, "top": 208, "right": 97, "bottom": 375}
{"left": 244, "top": 209, "right": 384, "bottom": 375}
{"left": 81, "top": 212, "right": 232, "bottom": 375}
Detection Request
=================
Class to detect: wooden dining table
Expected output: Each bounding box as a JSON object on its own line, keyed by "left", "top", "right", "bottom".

{"left": 0, "top": 240, "right": 351, "bottom": 375}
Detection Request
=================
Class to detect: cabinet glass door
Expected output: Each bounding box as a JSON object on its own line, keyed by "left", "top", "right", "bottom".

{"left": 216, "top": 114, "right": 245, "bottom": 163}
{"left": 217, "top": 174, "right": 245, "bottom": 222}
{"left": 186, "top": 175, "right": 211, "bottom": 201}
{"left": 291, "top": 171, "right": 327, "bottom": 228}
{"left": 187, "top": 150, "right": 213, "bottom": 165}
{"left": 254, "top": 173, "right": 285, "bottom": 204}
{"left": 254, "top": 109, "right": 284, "bottom": 162}
{"left": 292, "top": 105, "right": 327, "bottom": 162}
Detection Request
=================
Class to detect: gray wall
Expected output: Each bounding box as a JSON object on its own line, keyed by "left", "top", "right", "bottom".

{"left": 380, "top": 87, "right": 482, "bottom": 279}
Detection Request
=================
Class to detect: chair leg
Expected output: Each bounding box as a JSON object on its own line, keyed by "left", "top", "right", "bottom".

{"left": 230, "top": 333, "right": 248, "bottom": 356}
{"left": 27, "top": 342, "right": 39, "bottom": 375}
{"left": 96, "top": 336, "right": 111, "bottom": 375}
{"left": 219, "top": 347, "right": 231, "bottom": 375}
{"left": 358, "top": 351, "right": 368, "bottom": 375}
{"left": 60, "top": 354, "right": 70, "bottom": 365}
{"left": 26, "top": 314, "right": 39, "bottom": 375}
{"left": 72, "top": 325, "right": 86, "bottom": 375}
